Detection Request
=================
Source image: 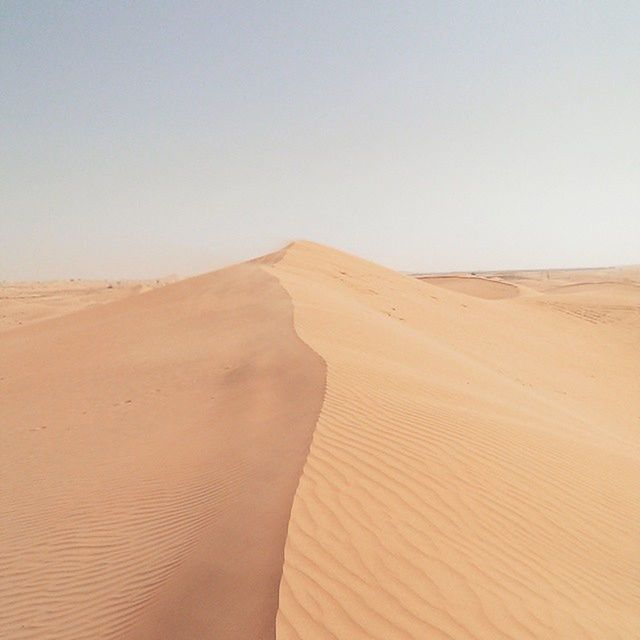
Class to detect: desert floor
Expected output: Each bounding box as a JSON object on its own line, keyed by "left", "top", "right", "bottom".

{"left": 1, "top": 242, "right": 638, "bottom": 639}
{"left": 0, "top": 278, "right": 175, "bottom": 332}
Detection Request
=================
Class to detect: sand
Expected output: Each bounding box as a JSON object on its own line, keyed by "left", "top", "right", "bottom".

{"left": 417, "top": 275, "right": 520, "bottom": 299}
{"left": 0, "top": 258, "right": 325, "bottom": 639}
{"left": 0, "top": 279, "right": 172, "bottom": 333}
{"left": 1, "top": 242, "right": 638, "bottom": 638}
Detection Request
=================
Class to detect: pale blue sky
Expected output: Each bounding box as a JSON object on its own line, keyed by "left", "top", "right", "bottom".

{"left": 2, "top": 1, "right": 639, "bottom": 279}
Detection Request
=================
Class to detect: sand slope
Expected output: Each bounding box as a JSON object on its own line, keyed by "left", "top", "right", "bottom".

{"left": 0, "top": 258, "right": 325, "bottom": 639}
{"left": 2, "top": 243, "right": 638, "bottom": 639}
{"left": 267, "top": 243, "right": 640, "bottom": 639}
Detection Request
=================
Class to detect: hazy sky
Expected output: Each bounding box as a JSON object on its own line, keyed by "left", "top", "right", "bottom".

{"left": 2, "top": 1, "right": 639, "bottom": 279}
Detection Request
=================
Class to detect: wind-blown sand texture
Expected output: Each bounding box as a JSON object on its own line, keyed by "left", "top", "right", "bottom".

{"left": 0, "top": 259, "right": 325, "bottom": 639}
{"left": 1, "top": 242, "right": 638, "bottom": 639}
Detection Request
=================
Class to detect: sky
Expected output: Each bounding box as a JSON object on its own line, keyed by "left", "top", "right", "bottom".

{"left": 1, "top": 1, "right": 639, "bottom": 280}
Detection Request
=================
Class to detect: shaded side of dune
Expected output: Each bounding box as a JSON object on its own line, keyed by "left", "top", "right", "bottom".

{"left": 0, "top": 259, "right": 325, "bottom": 639}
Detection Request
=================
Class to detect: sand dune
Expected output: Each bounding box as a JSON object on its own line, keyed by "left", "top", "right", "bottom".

{"left": 2, "top": 242, "right": 638, "bottom": 638}
{"left": 417, "top": 275, "right": 520, "bottom": 299}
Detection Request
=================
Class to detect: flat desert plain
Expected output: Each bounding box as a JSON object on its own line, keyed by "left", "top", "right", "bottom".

{"left": 1, "top": 242, "right": 638, "bottom": 639}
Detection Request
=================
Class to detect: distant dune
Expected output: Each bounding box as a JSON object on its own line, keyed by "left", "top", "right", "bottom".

{"left": 0, "top": 279, "right": 172, "bottom": 332}
{"left": 417, "top": 275, "right": 520, "bottom": 299}
{"left": 1, "top": 243, "right": 638, "bottom": 639}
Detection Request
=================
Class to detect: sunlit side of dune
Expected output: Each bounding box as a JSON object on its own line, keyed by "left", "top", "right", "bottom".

{"left": 268, "top": 242, "right": 640, "bottom": 639}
